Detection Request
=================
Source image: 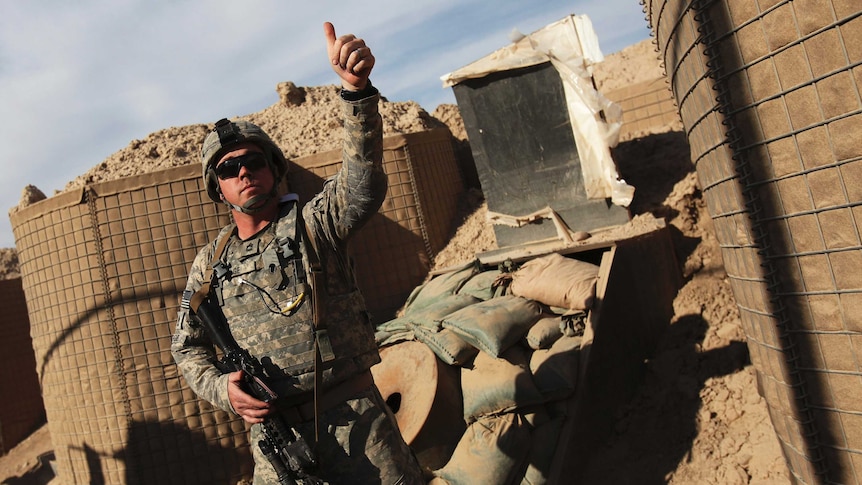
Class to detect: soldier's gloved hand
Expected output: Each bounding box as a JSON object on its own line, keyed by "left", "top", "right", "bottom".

{"left": 227, "top": 370, "right": 273, "bottom": 424}
{"left": 324, "top": 21, "right": 374, "bottom": 91}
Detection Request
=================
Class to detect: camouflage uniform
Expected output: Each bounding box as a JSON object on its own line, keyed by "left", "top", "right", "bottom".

{"left": 172, "top": 89, "right": 423, "bottom": 484}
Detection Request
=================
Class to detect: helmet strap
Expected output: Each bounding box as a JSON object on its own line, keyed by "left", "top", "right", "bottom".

{"left": 225, "top": 185, "right": 279, "bottom": 215}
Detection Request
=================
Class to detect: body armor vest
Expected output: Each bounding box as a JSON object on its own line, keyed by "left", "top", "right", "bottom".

{"left": 208, "top": 197, "right": 378, "bottom": 398}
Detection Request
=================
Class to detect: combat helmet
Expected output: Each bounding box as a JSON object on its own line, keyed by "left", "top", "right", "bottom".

{"left": 201, "top": 118, "right": 288, "bottom": 212}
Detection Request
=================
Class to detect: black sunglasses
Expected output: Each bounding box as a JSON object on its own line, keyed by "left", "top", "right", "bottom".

{"left": 214, "top": 152, "right": 267, "bottom": 180}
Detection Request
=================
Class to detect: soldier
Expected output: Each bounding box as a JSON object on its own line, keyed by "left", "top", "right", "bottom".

{"left": 171, "top": 22, "right": 423, "bottom": 484}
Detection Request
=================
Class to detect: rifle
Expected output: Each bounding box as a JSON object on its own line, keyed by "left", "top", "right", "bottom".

{"left": 191, "top": 294, "right": 323, "bottom": 485}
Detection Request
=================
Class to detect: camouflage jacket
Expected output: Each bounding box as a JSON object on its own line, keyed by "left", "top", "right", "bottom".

{"left": 171, "top": 90, "right": 385, "bottom": 414}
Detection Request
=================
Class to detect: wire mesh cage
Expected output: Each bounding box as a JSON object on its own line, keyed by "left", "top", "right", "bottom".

{"left": 642, "top": 1, "right": 862, "bottom": 483}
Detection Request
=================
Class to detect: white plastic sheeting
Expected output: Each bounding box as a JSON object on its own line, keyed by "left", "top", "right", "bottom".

{"left": 441, "top": 15, "right": 634, "bottom": 207}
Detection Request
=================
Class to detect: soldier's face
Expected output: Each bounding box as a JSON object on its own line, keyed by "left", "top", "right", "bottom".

{"left": 216, "top": 143, "right": 275, "bottom": 209}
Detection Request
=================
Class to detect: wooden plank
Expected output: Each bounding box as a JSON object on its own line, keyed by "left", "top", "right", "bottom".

{"left": 548, "top": 224, "right": 682, "bottom": 484}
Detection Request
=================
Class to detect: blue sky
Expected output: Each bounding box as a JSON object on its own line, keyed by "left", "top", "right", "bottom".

{"left": 0, "top": 1, "right": 651, "bottom": 248}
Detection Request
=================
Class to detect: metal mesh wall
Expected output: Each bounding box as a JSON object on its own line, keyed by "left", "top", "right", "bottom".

{"left": 10, "top": 165, "right": 252, "bottom": 484}
{"left": 604, "top": 77, "right": 683, "bottom": 140}
{"left": 290, "top": 128, "right": 464, "bottom": 322}
{"left": 642, "top": 1, "right": 862, "bottom": 483}
{"left": 0, "top": 278, "right": 44, "bottom": 455}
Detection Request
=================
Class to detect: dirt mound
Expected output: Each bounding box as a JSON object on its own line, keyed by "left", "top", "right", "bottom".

{"left": 62, "top": 83, "right": 446, "bottom": 192}
{"left": 0, "top": 248, "right": 19, "bottom": 280}
{"left": 593, "top": 38, "right": 665, "bottom": 93}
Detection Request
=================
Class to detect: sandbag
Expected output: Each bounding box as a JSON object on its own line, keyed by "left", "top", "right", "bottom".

{"left": 434, "top": 413, "right": 531, "bottom": 485}
{"left": 461, "top": 345, "right": 544, "bottom": 421}
{"left": 412, "top": 293, "right": 482, "bottom": 330}
{"left": 457, "top": 269, "right": 509, "bottom": 301}
{"left": 529, "top": 335, "right": 583, "bottom": 402}
{"left": 375, "top": 328, "right": 414, "bottom": 348}
{"left": 376, "top": 315, "right": 410, "bottom": 333}
{"left": 521, "top": 416, "right": 565, "bottom": 485}
{"left": 412, "top": 325, "right": 479, "bottom": 366}
{"left": 521, "top": 405, "right": 551, "bottom": 429}
{"left": 510, "top": 253, "right": 599, "bottom": 310}
{"left": 402, "top": 260, "right": 480, "bottom": 314}
{"left": 525, "top": 314, "right": 564, "bottom": 350}
{"left": 390, "top": 293, "right": 481, "bottom": 331}
{"left": 442, "top": 295, "right": 542, "bottom": 358}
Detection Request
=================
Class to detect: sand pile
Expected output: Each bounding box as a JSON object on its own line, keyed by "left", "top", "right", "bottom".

{"left": 60, "top": 83, "right": 447, "bottom": 192}
{"left": 0, "top": 248, "right": 19, "bottom": 280}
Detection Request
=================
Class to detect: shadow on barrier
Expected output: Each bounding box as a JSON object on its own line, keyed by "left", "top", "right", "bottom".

{"left": 697, "top": 3, "right": 842, "bottom": 481}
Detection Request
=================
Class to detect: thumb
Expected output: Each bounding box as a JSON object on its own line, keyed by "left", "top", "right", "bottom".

{"left": 323, "top": 21, "right": 336, "bottom": 52}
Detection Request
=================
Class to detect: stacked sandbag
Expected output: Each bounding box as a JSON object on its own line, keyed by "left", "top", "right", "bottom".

{"left": 374, "top": 253, "right": 599, "bottom": 484}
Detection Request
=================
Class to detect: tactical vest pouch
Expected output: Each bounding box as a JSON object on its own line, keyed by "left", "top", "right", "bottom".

{"left": 314, "top": 289, "right": 375, "bottom": 364}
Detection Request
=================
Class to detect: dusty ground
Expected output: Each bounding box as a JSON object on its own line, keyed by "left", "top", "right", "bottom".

{"left": 1, "top": 39, "right": 791, "bottom": 484}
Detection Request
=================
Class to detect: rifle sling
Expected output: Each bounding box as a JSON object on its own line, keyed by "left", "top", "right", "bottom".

{"left": 298, "top": 215, "right": 327, "bottom": 448}
{"left": 189, "top": 224, "right": 237, "bottom": 313}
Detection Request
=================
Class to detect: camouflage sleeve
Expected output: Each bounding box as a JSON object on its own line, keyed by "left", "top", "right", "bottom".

{"left": 304, "top": 88, "right": 386, "bottom": 248}
{"left": 170, "top": 243, "right": 234, "bottom": 414}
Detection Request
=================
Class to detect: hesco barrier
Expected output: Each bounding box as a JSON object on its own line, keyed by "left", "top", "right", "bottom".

{"left": 0, "top": 278, "right": 44, "bottom": 455}
{"left": 8, "top": 127, "right": 461, "bottom": 483}
{"left": 290, "top": 128, "right": 464, "bottom": 322}
{"left": 604, "top": 77, "right": 682, "bottom": 140}
{"left": 643, "top": 1, "right": 862, "bottom": 483}
{"left": 9, "top": 166, "right": 250, "bottom": 484}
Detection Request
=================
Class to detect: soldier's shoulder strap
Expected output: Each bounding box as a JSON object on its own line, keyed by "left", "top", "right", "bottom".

{"left": 190, "top": 223, "right": 236, "bottom": 312}
{"left": 296, "top": 207, "right": 334, "bottom": 449}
